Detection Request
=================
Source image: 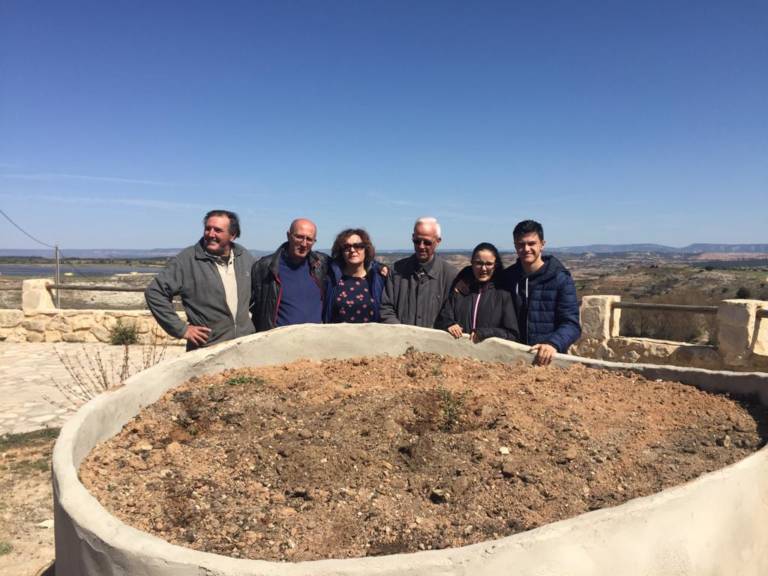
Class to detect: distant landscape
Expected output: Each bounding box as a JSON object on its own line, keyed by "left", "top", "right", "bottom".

{"left": 552, "top": 243, "right": 768, "bottom": 254}
{"left": 2, "top": 245, "right": 766, "bottom": 346}
{"left": 3, "top": 243, "right": 768, "bottom": 259}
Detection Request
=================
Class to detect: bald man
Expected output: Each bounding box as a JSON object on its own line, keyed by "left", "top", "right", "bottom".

{"left": 250, "top": 218, "right": 329, "bottom": 332}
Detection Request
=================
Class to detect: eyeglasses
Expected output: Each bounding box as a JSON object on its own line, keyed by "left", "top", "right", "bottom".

{"left": 471, "top": 260, "right": 496, "bottom": 269}
{"left": 412, "top": 238, "right": 434, "bottom": 247}
{"left": 290, "top": 233, "right": 316, "bottom": 244}
{"left": 342, "top": 242, "right": 367, "bottom": 252}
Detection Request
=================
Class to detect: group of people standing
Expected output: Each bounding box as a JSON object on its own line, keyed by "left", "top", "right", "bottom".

{"left": 145, "top": 210, "right": 581, "bottom": 366}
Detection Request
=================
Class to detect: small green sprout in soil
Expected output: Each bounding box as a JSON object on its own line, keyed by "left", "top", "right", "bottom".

{"left": 437, "top": 386, "right": 469, "bottom": 432}
{"left": 226, "top": 375, "right": 266, "bottom": 387}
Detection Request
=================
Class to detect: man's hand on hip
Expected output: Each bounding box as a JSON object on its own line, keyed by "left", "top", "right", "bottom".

{"left": 184, "top": 325, "right": 212, "bottom": 346}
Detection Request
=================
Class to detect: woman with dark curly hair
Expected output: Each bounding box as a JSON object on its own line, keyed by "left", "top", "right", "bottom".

{"left": 323, "top": 228, "right": 387, "bottom": 323}
{"left": 436, "top": 242, "right": 519, "bottom": 342}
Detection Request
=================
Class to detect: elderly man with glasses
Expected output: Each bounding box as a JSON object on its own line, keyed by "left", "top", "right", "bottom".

{"left": 250, "top": 218, "right": 329, "bottom": 332}
{"left": 379, "top": 216, "right": 457, "bottom": 328}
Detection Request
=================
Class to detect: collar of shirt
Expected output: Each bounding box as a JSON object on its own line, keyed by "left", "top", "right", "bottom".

{"left": 414, "top": 256, "right": 436, "bottom": 277}
{"left": 211, "top": 250, "right": 234, "bottom": 267}
{"left": 280, "top": 252, "right": 308, "bottom": 271}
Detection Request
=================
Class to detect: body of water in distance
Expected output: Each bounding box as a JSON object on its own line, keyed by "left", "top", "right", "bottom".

{"left": 0, "top": 264, "right": 162, "bottom": 277}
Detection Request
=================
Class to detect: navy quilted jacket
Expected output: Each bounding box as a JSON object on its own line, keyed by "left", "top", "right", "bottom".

{"left": 501, "top": 255, "right": 581, "bottom": 352}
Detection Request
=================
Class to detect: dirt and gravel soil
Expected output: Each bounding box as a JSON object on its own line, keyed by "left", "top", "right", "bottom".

{"left": 81, "top": 350, "right": 768, "bottom": 562}
{"left": 0, "top": 429, "right": 57, "bottom": 576}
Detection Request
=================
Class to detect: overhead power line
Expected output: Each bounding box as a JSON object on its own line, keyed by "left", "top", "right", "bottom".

{"left": 0, "top": 207, "right": 56, "bottom": 248}
{"left": 58, "top": 250, "right": 92, "bottom": 278}
{"left": 1, "top": 208, "right": 91, "bottom": 276}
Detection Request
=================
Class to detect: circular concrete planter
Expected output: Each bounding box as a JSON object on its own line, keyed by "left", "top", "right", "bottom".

{"left": 53, "top": 324, "right": 768, "bottom": 576}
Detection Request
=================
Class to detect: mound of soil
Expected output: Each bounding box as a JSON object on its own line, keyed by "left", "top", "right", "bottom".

{"left": 80, "top": 350, "right": 768, "bottom": 561}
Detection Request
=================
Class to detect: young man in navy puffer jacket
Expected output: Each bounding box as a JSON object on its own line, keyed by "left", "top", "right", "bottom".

{"left": 501, "top": 220, "right": 581, "bottom": 366}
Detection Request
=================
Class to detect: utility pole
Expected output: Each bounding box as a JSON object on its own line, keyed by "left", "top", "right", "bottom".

{"left": 54, "top": 244, "right": 61, "bottom": 308}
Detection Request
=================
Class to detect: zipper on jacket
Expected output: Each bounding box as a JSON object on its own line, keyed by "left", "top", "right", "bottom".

{"left": 524, "top": 277, "right": 529, "bottom": 343}
{"left": 515, "top": 279, "right": 530, "bottom": 344}
{"left": 471, "top": 290, "right": 483, "bottom": 332}
{"left": 273, "top": 273, "right": 282, "bottom": 327}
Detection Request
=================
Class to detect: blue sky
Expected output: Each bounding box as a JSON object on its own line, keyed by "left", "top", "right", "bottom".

{"left": 1, "top": 1, "right": 766, "bottom": 251}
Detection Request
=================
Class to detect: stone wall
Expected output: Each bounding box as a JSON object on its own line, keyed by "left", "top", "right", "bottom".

{"left": 574, "top": 295, "right": 768, "bottom": 372}
{"left": 0, "top": 279, "right": 184, "bottom": 345}
{"left": 0, "top": 309, "right": 184, "bottom": 345}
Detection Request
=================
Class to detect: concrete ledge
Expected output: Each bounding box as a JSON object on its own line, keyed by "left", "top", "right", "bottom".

{"left": 53, "top": 324, "right": 768, "bottom": 575}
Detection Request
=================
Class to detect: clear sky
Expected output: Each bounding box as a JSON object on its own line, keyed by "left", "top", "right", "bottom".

{"left": 1, "top": 0, "right": 766, "bottom": 251}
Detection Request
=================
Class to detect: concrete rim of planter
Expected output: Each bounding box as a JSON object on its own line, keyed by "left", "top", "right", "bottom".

{"left": 53, "top": 323, "right": 768, "bottom": 576}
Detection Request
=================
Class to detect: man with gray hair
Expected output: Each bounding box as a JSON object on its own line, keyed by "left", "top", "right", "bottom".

{"left": 380, "top": 217, "right": 457, "bottom": 327}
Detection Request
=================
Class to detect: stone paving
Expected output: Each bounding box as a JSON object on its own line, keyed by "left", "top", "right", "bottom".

{"left": 0, "top": 342, "right": 183, "bottom": 436}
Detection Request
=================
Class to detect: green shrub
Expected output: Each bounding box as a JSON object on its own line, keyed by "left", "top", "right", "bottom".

{"left": 109, "top": 320, "right": 139, "bottom": 345}
{"left": 736, "top": 286, "right": 752, "bottom": 299}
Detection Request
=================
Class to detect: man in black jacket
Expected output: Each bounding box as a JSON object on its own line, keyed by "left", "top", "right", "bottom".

{"left": 251, "top": 218, "right": 329, "bottom": 332}
{"left": 380, "top": 217, "right": 457, "bottom": 328}
{"left": 145, "top": 210, "right": 255, "bottom": 350}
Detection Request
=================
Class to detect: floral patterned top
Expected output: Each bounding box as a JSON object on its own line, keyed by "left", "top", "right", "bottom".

{"left": 329, "top": 275, "right": 376, "bottom": 323}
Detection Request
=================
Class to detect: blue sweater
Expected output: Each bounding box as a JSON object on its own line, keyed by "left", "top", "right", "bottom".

{"left": 276, "top": 255, "right": 323, "bottom": 326}
{"left": 501, "top": 255, "right": 581, "bottom": 352}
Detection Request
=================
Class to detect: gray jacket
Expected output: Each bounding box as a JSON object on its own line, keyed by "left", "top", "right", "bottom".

{"left": 145, "top": 240, "right": 255, "bottom": 350}
{"left": 379, "top": 255, "right": 458, "bottom": 328}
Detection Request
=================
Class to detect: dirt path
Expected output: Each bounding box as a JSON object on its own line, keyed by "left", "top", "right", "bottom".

{"left": 0, "top": 429, "right": 57, "bottom": 576}
{"left": 81, "top": 351, "right": 768, "bottom": 561}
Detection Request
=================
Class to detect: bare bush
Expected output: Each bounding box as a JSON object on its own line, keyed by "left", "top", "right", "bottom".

{"left": 46, "top": 328, "right": 168, "bottom": 410}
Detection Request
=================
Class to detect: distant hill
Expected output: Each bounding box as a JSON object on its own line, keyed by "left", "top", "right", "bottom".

{"left": 552, "top": 244, "right": 678, "bottom": 254}
{"left": 2, "top": 244, "right": 767, "bottom": 258}
{"left": 0, "top": 248, "right": 272, "bottom": 259}
{"left": 683, "top": 244, "right": 768, "bottom": 253}
{"left": 0, "top": 248, "right": 182, "bottom": 258}
{"left": 552, "top": 244, "right": 768, "bottom": 254}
